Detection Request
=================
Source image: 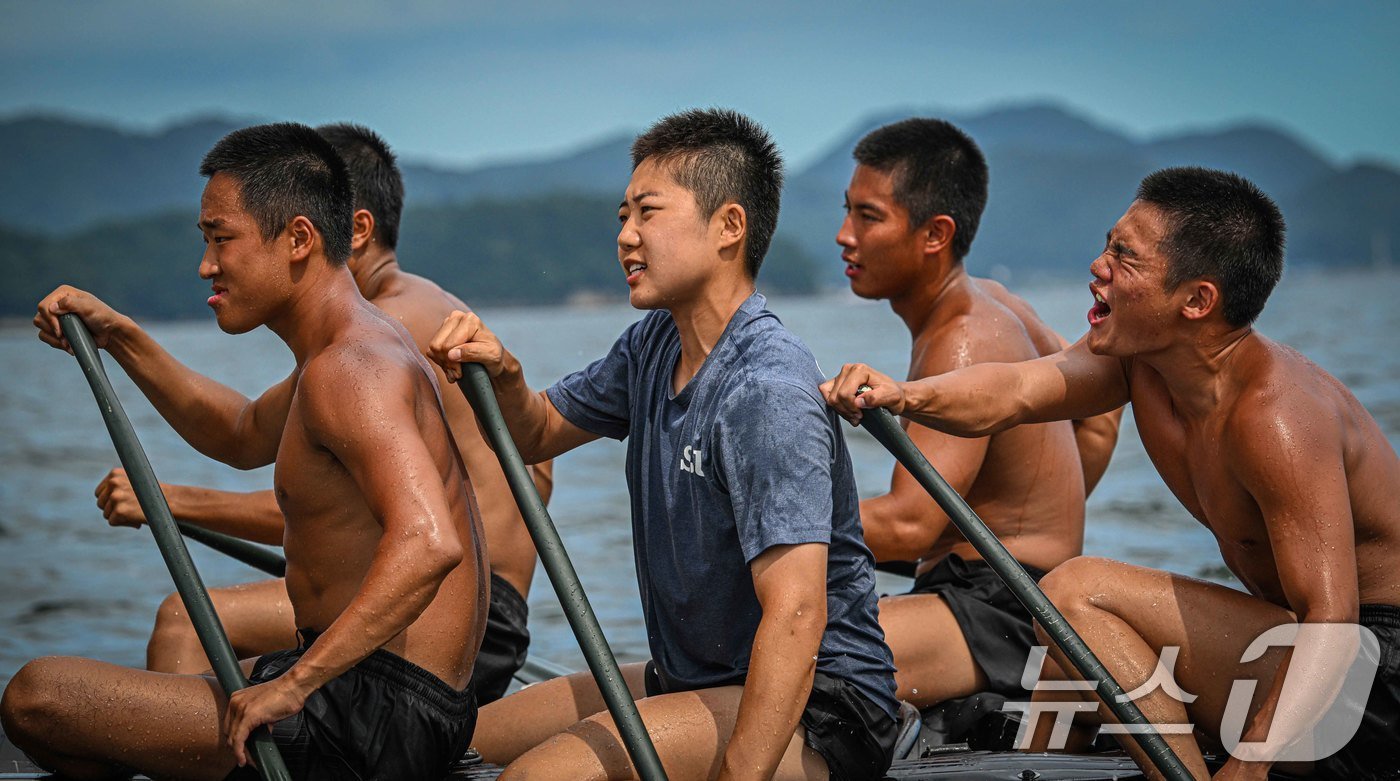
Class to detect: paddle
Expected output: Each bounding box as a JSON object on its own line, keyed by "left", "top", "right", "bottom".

{"left": 176, "top": 522, "right": 286, "bottom": 577}
{"left": 856, "top": 402, "right": 1194, "bottom": 781}
{"left": 456, "top": 363, "right": 669, "bottom": 781}
{"left": 60, "top": 314, "right": 291, "bottom": 781}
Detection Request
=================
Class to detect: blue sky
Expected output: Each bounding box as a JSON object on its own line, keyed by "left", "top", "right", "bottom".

{"left": 3, "top": 1, "right": 1397, "bottom": 170}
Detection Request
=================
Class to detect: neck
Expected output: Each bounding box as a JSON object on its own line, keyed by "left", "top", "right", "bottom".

{"left": 668, "top": 274, "right": 755, "bottom": 385}
{"left": 348, "top": 245, "right": 402, "bottom": 301}
{"left": 890, "top": 255, "right": 967, "bottom": 336}
{"left": 266, "top": 261, "right": 366, "bottom": 366}
{"left": 1138, "top": 324, "right": 1256, "bottom": 418}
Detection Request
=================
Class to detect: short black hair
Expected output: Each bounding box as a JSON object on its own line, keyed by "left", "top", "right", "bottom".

{"left": 316, "top": 123, "right": 405, "bottom": 250}
{"left": 1136, "top": 167, "right": 1286, "bottom": 327}
{"left": 852, "top": 118, "right": 989, "bottom": 261}
{"left": 199, "top": 122, "right": 353, "bottom": 265}
{"left": 630, "top": 108, "right": 783, "bottom": 278}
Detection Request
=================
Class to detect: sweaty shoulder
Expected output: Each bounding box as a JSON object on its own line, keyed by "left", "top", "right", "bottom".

{"left": 1223, "top": 337, "right": 1357, "bottom": 459}
{"left": 915, "top": 286, "right": 1042, "bottom": 377}
{"left": 298, "top": 318, "right": 423, "bottom": 426}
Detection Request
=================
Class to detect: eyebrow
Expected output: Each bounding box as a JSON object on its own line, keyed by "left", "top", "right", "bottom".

{"left": 622, "top": 190, "right": 662, "bottom": 207}
{"left": 198, "top": 217, "right": 226, "bottom": 230}
{"left": 1105, "top": 230, "right": 1137, "bottom": 258}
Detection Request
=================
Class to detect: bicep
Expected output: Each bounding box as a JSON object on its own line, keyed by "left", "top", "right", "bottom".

{"left": 236, "top": 372, "right": 298, "bottom": 463}
{"left": 304, "top": 367, "right": 458, "bottom": 543}
{"left": 1015, "top": 337, "right": 1130, "bottom": 424}
{"left": 750, "top": 542, "right": 828, "bottom": 614}
{"left": 1235, "top": 411, "right": 1358, "bottom": 620}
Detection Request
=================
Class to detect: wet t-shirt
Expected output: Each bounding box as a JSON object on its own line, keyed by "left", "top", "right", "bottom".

{"left": 546, "top": 293, "right": 898, "bottom": 718}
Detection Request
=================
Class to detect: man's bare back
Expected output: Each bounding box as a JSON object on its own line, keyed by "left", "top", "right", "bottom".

{"left": 900, "top": 277, "right": 1084, "bottom": 573}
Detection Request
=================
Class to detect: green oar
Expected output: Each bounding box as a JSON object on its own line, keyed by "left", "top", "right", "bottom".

{"left": 457, "top": 363, "right": 669, "bottom": 781}
{"left": 176, "top": 522, "right": 286, "bottom": 577}
{"left": 60, "top": 314, "right": 290, "bottom": 781}
{"left": 857, "top": 404, "right": 1194, "bottom": 781}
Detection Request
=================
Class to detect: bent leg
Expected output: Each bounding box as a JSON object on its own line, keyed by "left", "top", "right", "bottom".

{"left": 500, "top": 685, "right": 826, "bottom": 781}
{"left": 1028, "top": 557, "right": 1295, "bottom": 780}
{"left": 148, "top": 577, "right": 295, "bottom": 673}
{"left": 879, "top": 592, "right": 988, "bottom": 707}
{"left": 1, "top": 656, "right": 239, "bottom": 781}
{"left": 473, "top": 661, "right": 652, "bottom": 763}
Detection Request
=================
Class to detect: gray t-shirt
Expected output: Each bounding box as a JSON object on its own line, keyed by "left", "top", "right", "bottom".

{"left": 546, "top": 293, "right": 898, "bottom": 717}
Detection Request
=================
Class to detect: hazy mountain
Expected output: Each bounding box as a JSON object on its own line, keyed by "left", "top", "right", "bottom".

{"left": 2, "top": 103, "right": 1396, "bottom": 304}
{"left": 779, "top": 104, "right": 1399, "bottom": 281}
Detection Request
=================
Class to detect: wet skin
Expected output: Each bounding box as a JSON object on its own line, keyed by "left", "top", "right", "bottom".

{"left": 836, "top": 163, "right": 1102, "bottom": 708}
{"left": 824, "top": 199, "right": 1400, "bottom": 779}
{"left": 96, "top": 208, "right": 550, "bottom": 672}
{"left": 1, "top": 172, "right": 487, "bottom": 779}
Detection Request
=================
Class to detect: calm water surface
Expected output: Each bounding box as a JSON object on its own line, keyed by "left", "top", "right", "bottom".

{"left": 1, "top": 268, "right": 1397, "bottom": 687}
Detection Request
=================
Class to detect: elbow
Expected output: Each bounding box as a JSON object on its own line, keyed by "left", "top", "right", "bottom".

{"left": 863, "top": 513, "right": 936, "bottom": 563}
{"left": 416, "top": 533, "right": 465, "bottom": 582}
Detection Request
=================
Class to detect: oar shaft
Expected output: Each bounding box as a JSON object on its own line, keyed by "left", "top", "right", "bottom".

{"left": 177, "top": 522, "right": 286, "bottom": 577}
{"left": 459, "top": 364, "right": 669, "bottom": 781}
{"left": 860, "top": 407, "right": 1194, "bottom": 781}
{"left": 60, "top": 314, "right": 290, "bottom": 781}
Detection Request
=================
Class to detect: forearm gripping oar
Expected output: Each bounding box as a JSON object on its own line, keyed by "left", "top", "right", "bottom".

{"left": 60, "top": 314, "right": 290, "bottom": 781}
{"left": 857, "top": 403, "right": 1194, "bottom": 781}
{"left": 458, "top": 363, "right": 669, "bottom": 781}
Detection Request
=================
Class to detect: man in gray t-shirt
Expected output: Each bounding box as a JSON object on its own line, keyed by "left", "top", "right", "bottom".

{"left": 430, "top": 109, "right": 898, "bottom": 781}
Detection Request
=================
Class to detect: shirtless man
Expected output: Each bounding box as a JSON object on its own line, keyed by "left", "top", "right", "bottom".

{"left": 431, "top": 109, "right": 900, "bottom": 781}
{"left": 92, "top": 122, "right": 545, "bottom": 703}
{"left": 1, "top": 123, "right": 486, "bottom": 780}
{"left": 836, "top": 117, "right": 1121, "bottom": 711}
{"left": 824, "top": 167, "right": 1400, "bottom": 779}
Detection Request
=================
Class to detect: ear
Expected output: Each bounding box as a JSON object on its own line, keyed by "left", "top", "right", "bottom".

{"left": 921, "top": 214, "right": 957, "bottom": 257}
{"left": 1180, "top": 279, "right": 1221, "bottom": 321}
{"left": 350, "top": 209, "right": 375, "bottom": 252}
{"left": 287, "top": 216, "right": 317, "bottom": 263}
{"left": 715, "top": 202, "right": 747, "bottom": 254}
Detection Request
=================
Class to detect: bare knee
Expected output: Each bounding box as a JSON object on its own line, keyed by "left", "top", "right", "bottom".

{"left": 2, "top": 658, "right": 70, "bottom": 748}
{"left": 148, "top": 591, "right": 202, "bottom": 672}
{"left": 1039, "top": 556, "right": 1118, "bottom": 618}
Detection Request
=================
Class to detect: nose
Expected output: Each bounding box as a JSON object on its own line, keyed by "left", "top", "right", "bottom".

{"left": 836, "top": 213, "right": 855, "bottom": 250}
{"left": 1089, "top": 252, "right": 1111, "bottom": 282}
{"left": 199, "top": 246, "right": 217, "bottom": 280}
{"left": 617, "top": 217, "right": 640, "bottom": 255}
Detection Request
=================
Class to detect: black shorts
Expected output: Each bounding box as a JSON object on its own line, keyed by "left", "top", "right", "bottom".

{"left": 226, "top": 629, "right": 477, "bottom": 781}
{"left": 1312, "top": 604, "right": 1400, "bottom": 780}
{"left": 643, "top": 662, "right": 898, "bottom": 781}
{"left": 909, "top": 553, "right": 1047, "bottom": 696}
{"left": 468, "top": 572, "right": 531, "bottom": 704}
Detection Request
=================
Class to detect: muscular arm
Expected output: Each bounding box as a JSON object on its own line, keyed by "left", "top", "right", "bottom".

{"left": 719, "top": 543, "right": 827, "bottom": 781}
{"left": 284, "top": 353, "right": 467, "bottom": 690}
{"left": 1074, "top": 406, "right": 1124, "bottom": 495}
{"left": 225, "top": 348, "right": 472, "bottom": 763}
{"left": 36, "top": 286, "right": 293, "bottom": 469}
{"left": 823, "top": 337, "right": 1130, "bottom": 437}
{"left": 861, "top": 411, "right": 989, "bottom": 563}
{"left": 95, "top": 469, "right": 284, "bottom": 545}
{"left": 428, "top": 310, "right": 597, "bottom": 463}
{"left": 1221, "top": 396, "right": 1362, "bottom": 774}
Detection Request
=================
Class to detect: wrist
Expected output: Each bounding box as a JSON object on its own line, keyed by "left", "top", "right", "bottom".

{"left": 104, "top": 314, "right": 142, "bottom": 359}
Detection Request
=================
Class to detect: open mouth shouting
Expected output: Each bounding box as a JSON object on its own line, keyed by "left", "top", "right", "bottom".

{"left": 1088, "top": 285, "right": 1111, "bottom": 326}
{"left": 624, "top": 261, "right": 647, "bottom": 286}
